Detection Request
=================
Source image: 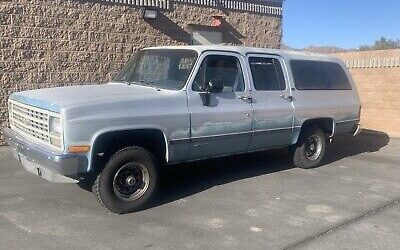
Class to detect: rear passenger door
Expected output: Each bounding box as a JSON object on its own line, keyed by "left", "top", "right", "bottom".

{"left": 247, "top": 55, "right": 295, "bottom": 150}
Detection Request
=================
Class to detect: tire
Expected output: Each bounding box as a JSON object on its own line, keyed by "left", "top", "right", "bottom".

{"left": 292, "top": 127, "right": 326, "bottom": 169}
{"left": 93, "top": 146, "right": 160, "bottom": 214}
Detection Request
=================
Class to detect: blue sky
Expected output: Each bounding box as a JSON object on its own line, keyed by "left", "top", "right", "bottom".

{"left": 283, "top": 0, "right": 400, "bottom": 49}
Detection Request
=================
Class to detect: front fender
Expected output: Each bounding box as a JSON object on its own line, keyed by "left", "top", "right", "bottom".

{"left": 87, "top": 126, "right": 169, "bottom": 172}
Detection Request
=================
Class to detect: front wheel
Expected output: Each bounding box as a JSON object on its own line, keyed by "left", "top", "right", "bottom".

{"left": 93, "top": 147, "right": 160, "bottom": 214}
{"left": 292, "top": 128, "right": 326, "bottom": 169}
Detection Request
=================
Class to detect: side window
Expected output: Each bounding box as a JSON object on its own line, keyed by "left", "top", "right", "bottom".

{"left": 248, "top": 57, "right": 286, "bottom": 91}
{"left": 290, "top": 60, "right": 352, "bottom": 90}
{"left": 192, "top": 55, "right": 245, "bottom": 92}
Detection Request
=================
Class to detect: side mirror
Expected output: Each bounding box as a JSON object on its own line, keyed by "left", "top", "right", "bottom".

{"left": 199, "top": 92, "right": 211, "bottom": 106}
{"left": 199, "top": 80, "right": 223, "bottom": 106}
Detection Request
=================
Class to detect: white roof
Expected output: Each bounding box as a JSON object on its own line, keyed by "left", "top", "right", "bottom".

{"left": 145, "top": 45, "right": 342, "bottom": 62}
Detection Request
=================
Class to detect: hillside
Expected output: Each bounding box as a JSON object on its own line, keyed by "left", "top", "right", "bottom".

{"left": 281, "top": 44, "right": 351, "bottom": 54}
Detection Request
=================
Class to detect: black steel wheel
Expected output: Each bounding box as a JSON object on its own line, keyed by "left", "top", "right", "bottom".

{"left": 112, "top": 162, "right": 150, "bottom": 201}
{"left": 292, "top": 127, "right": 326, "bottom": 169}
{"left": 93, "top": 147, "right": 159, "bottom": 214}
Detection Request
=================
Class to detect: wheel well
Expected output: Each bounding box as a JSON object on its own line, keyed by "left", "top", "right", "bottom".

{"left": 90, "top": 129, "right": 167, "bottom": 174}
{"left": 297, "top": 118, "right": 334, "bottom": 142}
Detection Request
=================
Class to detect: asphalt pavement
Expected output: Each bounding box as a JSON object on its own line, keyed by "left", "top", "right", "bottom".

{"left": 0, "top": 131, "right": 399, "bottom": 250}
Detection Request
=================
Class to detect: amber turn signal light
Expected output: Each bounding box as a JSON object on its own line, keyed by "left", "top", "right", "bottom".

{"left": 68, "top": 145, "right": 90, "bottom": 153}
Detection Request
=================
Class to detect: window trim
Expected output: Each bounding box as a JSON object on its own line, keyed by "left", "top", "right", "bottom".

{"left": 245, "top": 54, "right": 289, "bottom": 92}
{"left": 248, "top": 56, "right": 287, "bottom": 92}
{"left": 290, "top": 59, "right": 353, "bottom": 91}
{"left": 190, "top": 54, "right": 247, "bottom": 93}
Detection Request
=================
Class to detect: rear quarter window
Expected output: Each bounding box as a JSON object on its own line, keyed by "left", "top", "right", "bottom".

{"left": 290, "top": 60, "right": 352, "bottom": 90}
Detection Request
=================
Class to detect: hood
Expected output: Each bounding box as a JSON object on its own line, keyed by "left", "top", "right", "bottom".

{"left": 9, "top": 83, "right": 165, "bottom": 113}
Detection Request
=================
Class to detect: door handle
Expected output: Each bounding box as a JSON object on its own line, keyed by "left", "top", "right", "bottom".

{"left": 238, "top": 96, "right": 253, "bottom": 103}
{"left": 280, "top": 95, "right": 293, "bottom": 102}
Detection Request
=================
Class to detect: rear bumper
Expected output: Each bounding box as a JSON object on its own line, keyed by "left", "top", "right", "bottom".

{"left": 2, "top": 127, "right": 88, "bottom": 183}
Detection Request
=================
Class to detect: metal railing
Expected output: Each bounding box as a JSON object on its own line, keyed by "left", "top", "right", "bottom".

{"left": 98, "top": 0, "right": 283, "bottom": 15}
{"left": 344, "top": 57, "right": 400, "bottom": 69}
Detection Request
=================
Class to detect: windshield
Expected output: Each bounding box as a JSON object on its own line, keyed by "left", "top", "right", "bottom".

{"left": 113, "top": 49, "right": 198, "bottom": 90}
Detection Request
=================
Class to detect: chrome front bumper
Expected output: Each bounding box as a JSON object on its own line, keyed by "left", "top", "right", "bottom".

{"left": 2, "top": 128, "right": 88, "bottom": 183}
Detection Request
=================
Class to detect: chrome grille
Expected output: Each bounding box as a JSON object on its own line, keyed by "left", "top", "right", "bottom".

{"left": 8, "top": 100, "right": 63, "bottom": 151}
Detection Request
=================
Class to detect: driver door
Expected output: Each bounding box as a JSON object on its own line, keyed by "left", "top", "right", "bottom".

{"left": 187, "top": 52, "right": 254, "bottom": 160}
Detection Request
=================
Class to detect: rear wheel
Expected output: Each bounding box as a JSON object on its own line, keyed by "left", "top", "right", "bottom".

{"left": 93, "top": 147, "right": 159, "bottom": 214}
{"left": 292, "top": 127, "right": 326, "bottom": 169}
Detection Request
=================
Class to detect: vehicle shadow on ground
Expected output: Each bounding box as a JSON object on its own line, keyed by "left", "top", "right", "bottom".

{"left": 77, "top": 130, "right": 390, "bottom": 210}
{"left": 151, "top": 130, "right": 390, "bottom": 209}
{"left": 323, "top": 130, "right": 390, "bottom": 164}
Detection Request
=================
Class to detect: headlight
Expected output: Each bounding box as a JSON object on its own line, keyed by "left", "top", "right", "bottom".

{"left": 8, "top": 102, "right": 13, "bottom": 127}
{"left": 8, "top": 102, "right": 12, "bottom": 114}
{"left": 49, "top": 117, "right": 62, "bottom": 135}
{"left": 49, "top": 116, "right": 62, "bottom": 147}
{"left": 8, "top": 102, "right": 13, "bottom": 119}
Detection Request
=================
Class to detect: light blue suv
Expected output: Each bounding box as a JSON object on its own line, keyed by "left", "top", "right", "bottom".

{"left": 3, "top": 46, "right": 362, "bottom": 213}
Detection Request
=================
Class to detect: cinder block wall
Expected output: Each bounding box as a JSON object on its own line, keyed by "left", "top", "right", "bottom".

{"left": 0, "top": 0, "right": 282, "bottom": 144}
{"left": 334, "top": 49, "right": 400, "bottom": 138}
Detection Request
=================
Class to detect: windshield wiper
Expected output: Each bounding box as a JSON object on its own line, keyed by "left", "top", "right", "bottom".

{"left": 112, "top": 80, "right": 133, "bottom": 85}
{"left": 139, "top": 80, "right": 161, "bottom": 91}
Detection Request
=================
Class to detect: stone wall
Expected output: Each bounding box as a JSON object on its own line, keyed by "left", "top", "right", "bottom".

{"left": 334, "top": 49, "right": 400, "bottom": 138}
{"left": 0, "top": 0, "right": 282, "bottom": 144}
